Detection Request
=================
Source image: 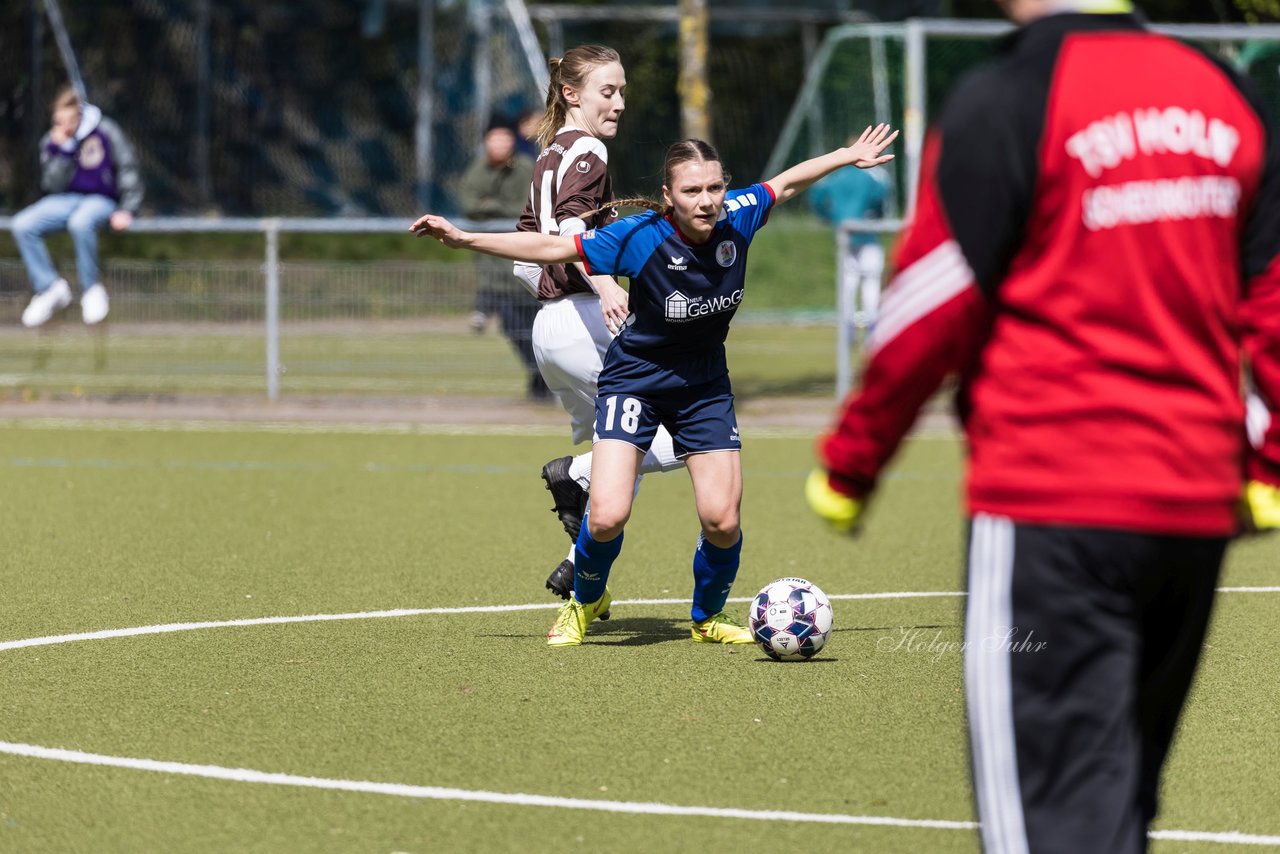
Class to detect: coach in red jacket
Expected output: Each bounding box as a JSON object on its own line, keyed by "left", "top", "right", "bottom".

{"left": 807, "top": 2, "right": 1280, "bottom": 852}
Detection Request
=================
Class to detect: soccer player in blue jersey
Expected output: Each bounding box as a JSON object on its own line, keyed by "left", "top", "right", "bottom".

{"left": 412, "top": 124, "right": 897, "bottom": 646}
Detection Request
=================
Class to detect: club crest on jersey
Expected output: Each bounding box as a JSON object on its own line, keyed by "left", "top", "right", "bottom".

{"left": 668, "top": 254, "right": 687, "bottom": 271}
{"left": 716, "top": 240, "right": 737, "bottom": 268}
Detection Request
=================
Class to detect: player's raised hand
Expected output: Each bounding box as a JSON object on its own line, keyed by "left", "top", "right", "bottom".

{"left": 409, "top": 214, "right": 467, "bottom": 248}
{"left": 847, "top": 123, "right": 898, "bottom": 169}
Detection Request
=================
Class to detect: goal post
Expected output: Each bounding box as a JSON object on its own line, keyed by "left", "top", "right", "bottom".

{"left": 775, "top": 18, "right": 1280, "bottom": 398}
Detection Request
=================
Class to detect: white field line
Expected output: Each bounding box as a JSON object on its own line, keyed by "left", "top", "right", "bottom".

{"left": 3, "top": 588, "right": 1276, "bottom": 654}
{"left": 0, "top": 740, "right": 977, "bottom": 831}
{"left": 2, "top": 589, "right": 1278, "bottom": 845}
{"left": 0, "top": 744, "right": 1277, "bottom": 847}
{"left": 1148, "top": 830, "right": 1280, "bottom": 846}
{"left": 0, "top": 593, "right": 965, "bottom": 653}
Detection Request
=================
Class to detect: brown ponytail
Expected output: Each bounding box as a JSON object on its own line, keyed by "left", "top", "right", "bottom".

{"left": 533, "top": 45, "right": 622, "bottom": 151}
{"left": 582, "top": 196, "right": 665, "bottom": 220}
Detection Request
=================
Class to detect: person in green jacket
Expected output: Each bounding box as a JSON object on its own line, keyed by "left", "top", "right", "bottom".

{"left": 457, "top": 116, "right": 546, "bottom": 400}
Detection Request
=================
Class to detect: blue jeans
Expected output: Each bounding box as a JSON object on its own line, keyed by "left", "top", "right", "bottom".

{"left": 11, "top": 193, "right": 117, "bottom": 292}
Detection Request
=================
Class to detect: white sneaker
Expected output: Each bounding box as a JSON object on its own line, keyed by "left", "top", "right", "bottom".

{"left": 22, "top": 279, "right": 73, "bottom": 328}
{"left": 81, "top": 284, "right": 109, "bottom": 325}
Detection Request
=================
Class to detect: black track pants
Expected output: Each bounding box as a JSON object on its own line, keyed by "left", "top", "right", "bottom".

{"left": 964, "top": 514, "right": 1225, "bottom": 854}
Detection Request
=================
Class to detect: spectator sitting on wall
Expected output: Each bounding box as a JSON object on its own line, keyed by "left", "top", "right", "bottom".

{"left": 14, "top": 86, "right": 143, "bottom": 328}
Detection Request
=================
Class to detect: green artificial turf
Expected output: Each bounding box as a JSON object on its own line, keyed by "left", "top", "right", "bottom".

{"left": 0, "top": 425, "right": 1275, "bottom": 853}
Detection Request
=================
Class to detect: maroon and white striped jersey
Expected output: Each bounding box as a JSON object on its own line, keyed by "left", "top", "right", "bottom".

{"left": 517, "top": 127, "right": 617, "bottom": 300}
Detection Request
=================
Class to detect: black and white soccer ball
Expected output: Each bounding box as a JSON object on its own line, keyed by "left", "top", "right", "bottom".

{"left": 748, "top": 577, "right": 834, "bottom": 661}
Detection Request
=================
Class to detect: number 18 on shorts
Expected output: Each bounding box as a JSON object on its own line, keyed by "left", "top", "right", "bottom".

{"left": 593, "top": 381, "right": 742, "bottom": 457}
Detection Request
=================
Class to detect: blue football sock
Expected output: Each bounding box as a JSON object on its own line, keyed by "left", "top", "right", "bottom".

{"left": 573, "top": 521, "right": 623, "bottom": 605}
{"left": 691, "top": 532, "right": 742, "bottom": 622}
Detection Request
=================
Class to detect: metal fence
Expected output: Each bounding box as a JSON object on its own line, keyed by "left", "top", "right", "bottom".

{"left": 0, "top": 214, "right": 850, "bottom": 405}
{"left": 0, "top": 217, "right": 543, "bottom": 402}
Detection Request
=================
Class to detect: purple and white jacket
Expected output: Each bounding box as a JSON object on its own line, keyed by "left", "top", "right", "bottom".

{"left": 40, "top": 104, "right": 144, "bottom": 213}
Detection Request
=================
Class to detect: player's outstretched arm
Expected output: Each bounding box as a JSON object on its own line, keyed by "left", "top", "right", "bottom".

{"left": 766, "top": 124, "right": 898, "bottom": 206}
{"left": 410, "top": 214, "right": 580, "bottom": 264}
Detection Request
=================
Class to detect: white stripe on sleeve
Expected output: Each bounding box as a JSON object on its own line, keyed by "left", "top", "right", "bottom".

{"left": 868, "top": 239, "right": 975, "bottom": 355}
{"left": 554, "top": 135, "right": 609, "bottom": 193}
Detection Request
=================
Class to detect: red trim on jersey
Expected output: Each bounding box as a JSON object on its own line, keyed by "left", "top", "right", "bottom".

{"left": 574, "top": 233, "right": 593, "bottom": 275}
{"left": 665, "top": 213, "right": 716, "bottom": 247}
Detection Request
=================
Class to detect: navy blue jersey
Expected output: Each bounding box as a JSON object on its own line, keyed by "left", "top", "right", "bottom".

{"left": 575, "top": 184, "right": 776, "bottom": 375}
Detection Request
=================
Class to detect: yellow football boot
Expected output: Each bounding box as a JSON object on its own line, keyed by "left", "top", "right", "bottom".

{"left": 547, "top": 589, "right": 612, "bottom": 647}
{"left": 692, "top": 611, "right": 754, "bottom": 644}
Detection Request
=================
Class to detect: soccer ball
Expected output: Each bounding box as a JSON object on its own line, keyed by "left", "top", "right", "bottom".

{"left": 748, "top": 577, "right": 834, "bottom": 661}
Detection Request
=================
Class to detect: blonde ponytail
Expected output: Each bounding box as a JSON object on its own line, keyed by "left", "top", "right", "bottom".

{"left": 533, "top": 58, "right": 566, "bottom": 150}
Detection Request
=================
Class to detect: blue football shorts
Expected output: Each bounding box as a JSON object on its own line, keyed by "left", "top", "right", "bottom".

{"left": 593, "top": 373, "right": 741, "bottom": 457}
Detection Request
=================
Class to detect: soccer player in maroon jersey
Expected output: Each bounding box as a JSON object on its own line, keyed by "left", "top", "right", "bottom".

{"left": 807, "top": 2, "right": 1280, "bottom": 851}
{"left": 514, "top": 45, "right": 686, "bottom": 608}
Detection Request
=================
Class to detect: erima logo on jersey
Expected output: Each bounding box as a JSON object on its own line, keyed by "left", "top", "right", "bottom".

{"left": 664, "top": 288, "right": 745, "bottom": 322}
{"left": 730, "top": 426, "right": 740, "bottom": 443}
{"left": 668, "top": 254, "right": 687, "bottom": 271}
{"left": 723, "top": 193, "right": 759, "bottom": 213}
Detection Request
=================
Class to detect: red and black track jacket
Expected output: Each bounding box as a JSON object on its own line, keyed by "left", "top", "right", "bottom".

{"left": 820, "top": 12, "right": 1280, "bottom": 536}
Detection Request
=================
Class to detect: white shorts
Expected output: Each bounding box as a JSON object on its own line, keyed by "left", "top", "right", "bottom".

{"left": 532, "top": 293, "right": 614, "bottom": 444}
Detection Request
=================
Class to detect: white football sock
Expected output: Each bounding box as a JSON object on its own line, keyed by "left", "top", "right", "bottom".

{"left": 640, "top": 428, "right": 684, "bottom": 474}
{"left": 568, "top": 453, "right": 592, "bottom": 490}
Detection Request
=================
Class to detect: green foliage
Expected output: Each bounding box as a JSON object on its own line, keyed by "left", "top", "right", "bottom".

{"left": 1236, "top": 0, "right": 1280, "bottom": 21}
